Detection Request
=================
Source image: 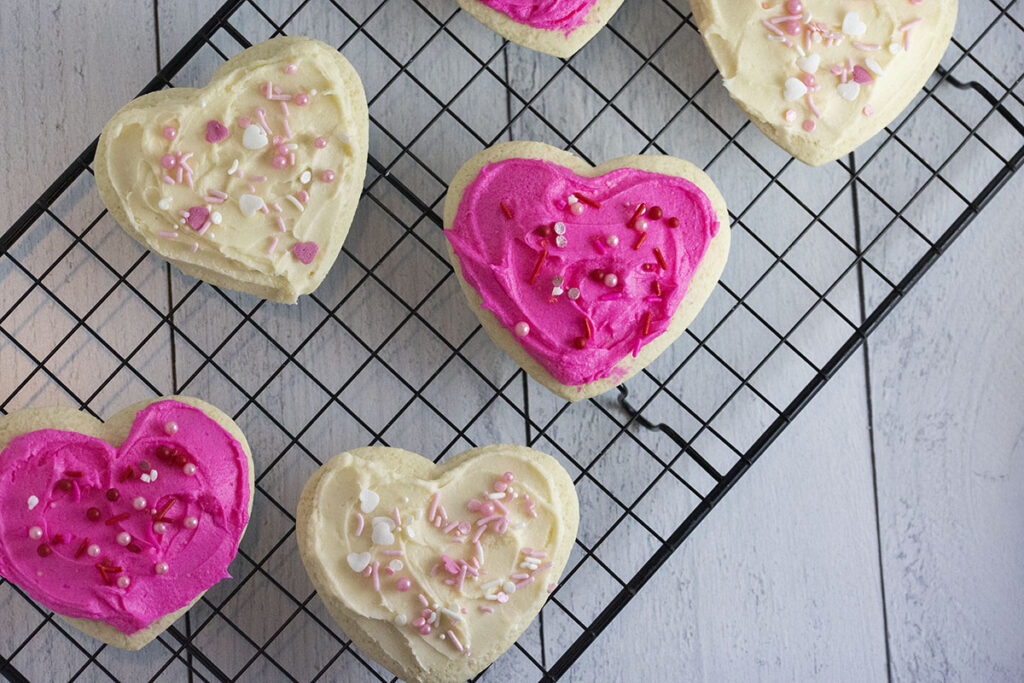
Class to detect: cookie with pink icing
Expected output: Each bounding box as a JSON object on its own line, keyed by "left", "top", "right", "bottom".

{"left": 455, "top": 0, "right": 626, "bottom": 58}
{"left": 691, "top": 0, "right": 957, "bottom": 165}
{"left": 95, "top": 36, "right": 369, "bottom": 303}
{"left": 0, "top": 397, "right": 254, "bottom": 650}
{"left": 444, "top": 141, "right": 730, "bottom": 401}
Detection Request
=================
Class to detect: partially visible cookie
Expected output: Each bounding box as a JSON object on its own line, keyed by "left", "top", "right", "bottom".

{"left": 691, "top": 0, "right": 957, "bottom": 165}
{"left": 456, "top": 0, "right": 625, "bottom": 58}
{"left": 444, "top": 141, "right": 730, "bottom": 401}
{"left": 296, "top": 445, "right": 579, "bottom": 683}
{"left": 95, "top": 36, "right": 369, "bottom": 303}
{"left": 0, "top": 397, "right": 254, "bottom": 650}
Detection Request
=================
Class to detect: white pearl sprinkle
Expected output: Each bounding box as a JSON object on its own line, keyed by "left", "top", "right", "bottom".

{"left": 87, "top": 544, "right": 101, "bottom": 557}
{"left": 155, "top": 562, "right": 169, "bottom": 575}
{"left": 117, "top": 576, "right": 131, "bottom": 589}
{"left": 184, "top": 516, "right": 199, "bottom": 529}
{"left": 606, "top": 235, "right": 619, "bottom": 247}
{"left": 567, "top": 288, "right": 580, "bottom": 300}
{"left": 28, "top": 526, "right": 43, "bottom": 540}
{"left": 117, "top": 532, "right": 132, "bottom": 546}
{"left": 604, "top": 273, "right": 619, "bottom": 288}
{"left": 133, "top": 496, "right": 147, "bottom": 510}
{"left": 183, "top": 463, "right": 197, "bottom": 476}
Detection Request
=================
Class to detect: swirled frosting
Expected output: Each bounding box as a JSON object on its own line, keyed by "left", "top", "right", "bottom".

{"left": 446, "top": 158, "right": 719, "bottom": 386}
{"left": 477, "top": 0, "right": 600, "bottom": 33}
{"left": 0, "top": 401, "right": 250, "bottom": 634}
{"left": 692, "top": 0, "right": 956, "bottom": 164}
{"left": 302, "top": 447, "right": 577, "bottom": 682}
{"left": 98, "top": 37, "right": 367, "bottom": 302}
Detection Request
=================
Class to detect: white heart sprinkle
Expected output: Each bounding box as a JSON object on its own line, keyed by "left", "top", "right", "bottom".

{"left": 865, "top": 58, "right": 885, "bottom": 76}
{"left": 158, "top": 198, "right": 172, "bottom": 211}
{"left": 358, "top": 489, "right": 380, "bottom": 514}
{"left": 239, "top": 194, "right": 265, "bottom": 218}
{"left": 300, "top": 170, "right": 312, "bottom": 184}
{"left": 796, "top": 54, "right": 820, "bottom": 74}
{"left": 889, "top": 43, "right": 901, "bottom": 54}
{"left": 242, "top": 124, "right": 268, "bottom": 149}
{"left": 140, "top": 473, "right": 152, "bottom": 483}
{"left": 149, "top": 469, "right": 158, "bottom": 481}
{"left": 842, "top": 11, "right": 867, "bottom": 36}
{"left": 837, "top": 81, "right": 861, "bottom": 101}
{"left": 552, "top": 287, "right": 564, "bottom": 297}
{"left": 783, "top": 77, "right": 808, "bottom": 101}
{"left": 27, "top": 495, "right": 38, "bottom": 510}
{"left": 388, "top": 559, "right": 404, "bottom": 572}
{"left": 405, "top": 526, "right": 416, "bottom": 539}
{"left": 371, "top": 523, "right": 395, "bottom": 546}
{"left": 347, "top": 552, "right": 371, "bottom": 573}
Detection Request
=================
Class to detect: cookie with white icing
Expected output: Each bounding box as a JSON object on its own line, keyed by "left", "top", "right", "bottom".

{"left": 95, "top": 36, "right": 369, "bottom": 303}
{"left": 456, "top": 0, "right": 625, "bottom": 58}
{"left": 444, "top": 141, "right": 730, "bottom": 402}
{"left": 0, "top": 397, "right": 253, "bottom": 650}
{"left": 296, "top": 445, "right": 579, "bottom": 683}
{"left": 692, "top": 0, "right": 957, "bottom": 165}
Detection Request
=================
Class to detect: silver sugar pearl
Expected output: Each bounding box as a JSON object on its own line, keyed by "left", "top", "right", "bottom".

{"left": 555, "top": 235, "right": 568, "bottom": 248}
{"left": 567, "top": 288, "right": 580, "bottom": 300}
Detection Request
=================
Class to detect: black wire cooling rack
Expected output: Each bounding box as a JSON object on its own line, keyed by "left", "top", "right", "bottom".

{"left": 2, "top": 0, "right": 1023, "bottom": 680}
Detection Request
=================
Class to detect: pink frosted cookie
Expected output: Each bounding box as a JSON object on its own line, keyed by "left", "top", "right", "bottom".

{"left": 456, "top": 0, "right": 626, "bottom": 57}
{"left": 444, "top": 141, "right": 730, "bottom": 401}
{"left": 0, "top": 397, "right": 254, "bottom": 650}
{"left": 691, "top": 0, "right": 958, "bottom": 165}
{"left": 95, "top": 36, "right": 369, "bottom": 303}
{"left": 297, "top": 445, "right": 579, "bottom": 683}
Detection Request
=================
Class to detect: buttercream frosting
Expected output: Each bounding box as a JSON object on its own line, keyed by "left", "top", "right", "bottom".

{"left": 476, "top": 0, "right": 600, "bottom": 33}
{"left": 446, "top": 157, "right": 719, "bottom": 386}
{"left": 0, "top": 401, "right": 250, "bottom": 634}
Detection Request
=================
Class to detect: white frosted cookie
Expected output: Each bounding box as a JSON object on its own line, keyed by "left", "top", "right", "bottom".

{"left": 296, "top": 445, "right": 579, "bottom": 683}
{"left": 0, "top": 396, "right": 254, "bottom": 650}
{"left": 692, "top": 0, "right": 958, "bottom": 165}
{"left": 95, "top": 36, "right": 369, "bottom": 303}
{"left": 456, "top": 0, "right": 625, "bottom": 58}
{"left": 444, "top": 141, "right": 730, "bottom": 402}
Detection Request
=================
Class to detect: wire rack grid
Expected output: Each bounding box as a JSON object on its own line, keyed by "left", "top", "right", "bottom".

{"left": 1, "top": 0, "right": 1022, "bottom": 680}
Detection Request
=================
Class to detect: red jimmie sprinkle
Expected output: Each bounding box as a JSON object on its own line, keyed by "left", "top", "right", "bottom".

{"left": 629, "top": 203, "right": 647, "bottom": 228}
{"left": 154, "top": 497, "right": 177, "bottom": 522}
{"left": 653, "top": 281, "right": 662, "bottom": 296}
{"left": 75, "top": 538, "right": 90, "bottom": 559}
{"left": 500, "top": 200, "right": 514, "bottom": 219}
{"left": 65, "top": 470, "right": 83, "bottom": 478}
{"left": 642, "top": 311, "right": 653, "bottom": 337}
{"left": 654, "top": 247, "right": 668, "bottom": 270}
{"left": 105, "top": 512, "right": 130, "bottom": 526}
{"left": 573, "top": 193, "right": 601, "bottom": 209}
{"left": 583, "top": 316, "right": 594, "bottom": 339}
{"left": 119, "top": 466, "right": 134, "bottom": 482}
{"left": 633, "top": 232, "right": 647, "bottom": 250}
{"left": 528, "top": 249, "right": 548, "bottom": 285}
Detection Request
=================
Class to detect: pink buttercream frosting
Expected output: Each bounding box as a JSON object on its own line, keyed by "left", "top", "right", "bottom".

{"left": 447, "top": 158, "right": 719, "bottom": 387}
{"left": 0, "top": 400, "right": 250, "bottom": 634}
{"left": 477, "top": 0, "right": 600, "bottom": 33}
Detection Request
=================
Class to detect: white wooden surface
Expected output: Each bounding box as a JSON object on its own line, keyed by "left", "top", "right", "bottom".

{"left": 1, "top": 1, "right": 1022, "bottom": 681}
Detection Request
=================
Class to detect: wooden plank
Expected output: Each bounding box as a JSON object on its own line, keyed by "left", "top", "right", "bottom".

{"left": 869, "top": 170, "right": 1024, "bottom": 682}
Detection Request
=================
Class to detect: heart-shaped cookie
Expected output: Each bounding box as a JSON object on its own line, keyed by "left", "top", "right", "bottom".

{"left": 456, "top": 0, "right": 626, "bottom": 58}
{"left": 691, "top": 0, "right": 957, "bottom": 165}
{"left": 95, "top": 37, "right": 369, "bottom": 303}
{"left": 297, "top": 445, "right": 579, "bottom": 683}
{"left": 0, "top": 397, "right": 253, "bottom": 650}
{"left": 444, "top": 141, "right": 730, "bottom": 402}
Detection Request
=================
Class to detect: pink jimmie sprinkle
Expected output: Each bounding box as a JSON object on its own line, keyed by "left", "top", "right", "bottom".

{"left": 762, "top": 19, "right": 784, "bottom": 36}
{"left": 428, "top": 492, "right": 440, "bottom": 522}
{"left": 418, "top": 593, "right": 429, "bottom": 607}
{"left": 476, "top": 514, "right": 502, "bottom": 527}
{"left": 592, "top": 238, "right": 607, "bottom": 255}
{"left": 267, "top": 237, "right": 278, "bottom": 255}
{"left": 280, "top": 101, "right": 290, "bottom": 117}
{"left": 806, "top": 93, "right": 820, "bottom": 119}
{"left": 473, "top": 540, "right": 484, "bottom": 563}
{"left": 382, "top": 550, "right": 402, "bottom": 556}
{"left": 492, "top": 499, "right": 509, "bottom": 516}
{"left": 511, "top": 573, "right": 530, "bottom": 580}
{"left": 275, "top": 216, "right": 286, "bottom": 233}
{"left": 371, "top": 562, "right": 380, "bottom": 591}
{"left": 255, "top": 107, "right": 273, "bottom": 135}
{"left": 852, "top": 42, "right": 880, "bottom": 51}
{"left": 283, "top": 118, "right": 293, "bottom": 140}
{"left": 158, "top": 231, "right": 178, "bottom": 239}
{"left": 354, "top": 512, "right": 364, "bottom": 536}
{"left": 600, "top": 293, "right": 623, "bottom": 301}
{"left": 899, "top": 18, "right": 923, "bottom": 32}
{"left": 528, "top": 550, "right": 548, "bottom": 559}
{"left": 547, "top": 582, "right": 557, "bottom": 593}
{"left": 534, "top": 561, "right": 554, "bottom": 572}
{"left": 515, "top": 576, "right": 535, "bottom": 588}
{"left": 285, "top": 64, "right": 297, "bottom": 74}
{"left": 480, "top": 606, "right": 494, "bottom": 614}
{"left": 447, "top": 630, "right": 464, "bottom": 652}
{"left": 443, "top": 521, "right": 460, "bottom": 534}
{"left": 393, "top": 506, "right": 402, "bottom": 527}
{"left": 456, "top": 564, "right": 468, "bottom": 592}
{"left": 472, "top": 524, "right": 486, "bottom": 544}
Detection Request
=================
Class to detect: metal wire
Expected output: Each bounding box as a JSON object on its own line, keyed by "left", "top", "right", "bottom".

{"left": 1, "top": 0, "right": 1022, "bottom": 680}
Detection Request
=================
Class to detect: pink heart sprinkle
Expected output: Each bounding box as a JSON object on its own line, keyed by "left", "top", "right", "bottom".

{"left": 441, "top": 554, "right": 460, "bottom": 574}
{"left": 852, "top": 66, "right": 874, "bottom": 84}
{"left": 186, "top": 206, "right": 209, "bottom": 230}
{"left": 292, "top": 241, "right": 319, "bottom": 265}
{"left": 205, "top": 120, "right": 230, "bottom": 143}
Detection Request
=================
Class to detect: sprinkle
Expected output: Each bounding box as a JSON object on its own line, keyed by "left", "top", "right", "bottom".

{"left": 154, "top": 497, "right": 176, "bottom": 522}
{"left": 371, "top": 562, "right": 380, "bottom": 591}
{"left": 393, "top": 506, "right": 402, "bottom": 527}
{"left": 27, "top": 495, "right": 39, "bottom": 510}
{"left": 653, "top": 247, "right": 668, "bottom": 270}
{"left": 266, "top": 237, "right": 279, "bottom": 255}
{"left": 852, "top": 42, "right": 880, "bottom": 50}
{"left": 600, "top": 293, "right": 623, "bottom": 301}
{"left": 629, "top": 202, "right": 647, "bottom": 228}
{"left": 574, "top": 193, "right": 601, "bottom": 208}
{"left": 284, "top": 194, "right": 304, "bottom": 212}
{"left": 419, "top": 593, "right": 429, "bottom": 607}
{"left": 899, "top": 18, "right": 922, "bottom": 32}
{"left": 227, "top": 159, "right": 239, "bottom": 175}
{"left": 105, "top": 513, "right": 130, "bottom": 526}
{"left": 528, "top": 249, "right": 547, "bottom": 285}
{"left": 428, "top": 492, "right": 440, "bottom": 522}
{"left": 547, "top": 582, "right": 557, "bottom": 593}
{"left": 447, "top": 630, "right": 464, "bottom": 652}
{"left": 535, "top": 561, "right": 554, "bottom": 572}
{"left": 642, "top": 312, "right": 653, "bottom": 336}
{"left": 476, "top": 514, "right": 502, "bottom": 527}
{"left": 511, "top": 573, "right": 530, "bottom": 580}
{"left": 633, "top": 232, "right": 647, "bottom": 250}
{"left": 382, "top": 550, "right": 403, "bottom": 556}
{"left": 163, "top": 175, "right": 176, "bottom": 185}
{"left": 275, "top": 216, "right": 287, "bottom": 233}
{"left": 515, "top": 576, "right": 535, "bottom": 587}
{"left": 807, "top": 93, "right": 821, "bottom": 119}
{"left": 500, "top": 200, "right": 514, "bottom": 219}
{"left": 480, "top": 606, "right": 494, "bottom": 613}
{"left": 584, "top": 316, "right": 594, "bottom": 339}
